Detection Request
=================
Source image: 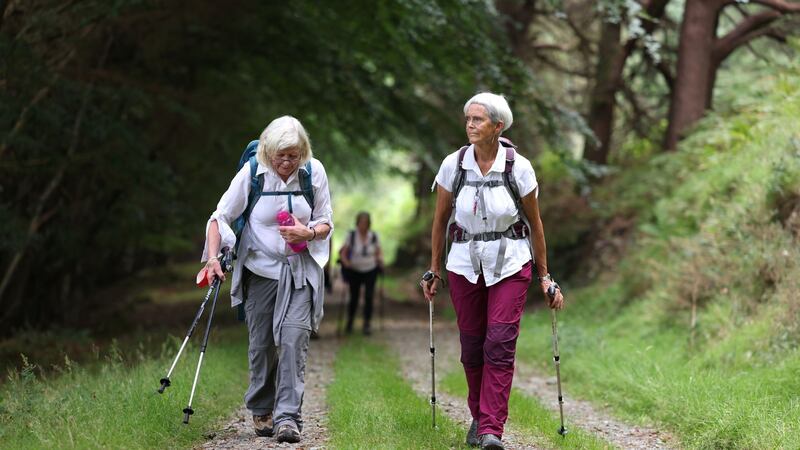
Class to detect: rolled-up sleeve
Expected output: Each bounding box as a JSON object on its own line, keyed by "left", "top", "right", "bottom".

{"left": 307, "top": 160, "right": 333, "bottom": 268}
{"left": 307, "top": 160, "right": 333, "bottom": 235}
{"left": 201, "top": 165, "right": 250, "bottom": 261}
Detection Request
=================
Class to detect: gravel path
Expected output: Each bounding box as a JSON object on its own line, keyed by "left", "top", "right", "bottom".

{"left": 200, "top": 327, "right": 339, "bottom": 450}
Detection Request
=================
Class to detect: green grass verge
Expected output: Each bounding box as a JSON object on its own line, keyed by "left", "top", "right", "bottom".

{"left": 510, "top": 58, "right": 800, "bottom": 449}
{"left": 327, "top": 337, "right": 467, "bottom": 449}
{"left": 0, "top": 326, "right": 249, "bottom": 449}
{"left": 440, "top": 369, "right": 611, "bottom": 449}
{"left": 517, "top": 299, "right": 800, "bottom": 449}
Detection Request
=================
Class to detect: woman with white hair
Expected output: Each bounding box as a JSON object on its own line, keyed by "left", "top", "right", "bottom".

{"left": 203, "top": 116, "right": 333, "bottom": 443}
{"left": 421, "top": 93, "right": 564, "bottom": 449}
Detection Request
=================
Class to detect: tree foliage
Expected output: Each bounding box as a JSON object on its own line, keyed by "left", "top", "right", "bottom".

{"left": 0, "top": 0, "right": 557, "bottom": 330}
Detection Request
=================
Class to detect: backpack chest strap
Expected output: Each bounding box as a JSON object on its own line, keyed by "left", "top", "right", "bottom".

{"left": 463, "top": 179, "right": 506, "bottom": 221}
{"left": 261, "top": 190, "right": 308, "bottom": 214}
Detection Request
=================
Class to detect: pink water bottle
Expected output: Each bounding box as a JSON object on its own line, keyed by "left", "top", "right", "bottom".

{"left": 276, "top": 211, "right": 308, "bottom": 253}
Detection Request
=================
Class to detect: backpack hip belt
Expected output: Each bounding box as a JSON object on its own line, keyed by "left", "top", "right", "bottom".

{"left": 448, "top": 221, "right": 530, "bottom": 278}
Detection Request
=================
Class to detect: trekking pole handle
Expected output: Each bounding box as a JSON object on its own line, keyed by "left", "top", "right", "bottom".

{"left": 219, "top": 247, "right": 233, "bottom": 273}
{"left": 546, "top": 280, "right": 561, "bottom": 299}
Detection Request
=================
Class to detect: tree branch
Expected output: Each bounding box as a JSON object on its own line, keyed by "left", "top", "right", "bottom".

{"left": 1, "top": 0, "right": 16, "bottom": 31}
{"left": 747, "top": 0, "right": 800, "bottom": 13}
{"left": 496, "top": 0, "right": 539, "bottom": 59}
{"left": 0, "top": 36, "right": 112, "bottom": 312}
{"left": 0, "top": 48, "right": 76, "bottom": 160}
{"left": 714, "top": 9, "right": 782, "bottom": 62}
{"left": 621, "top": 82, "right": 652, "bottom": 138}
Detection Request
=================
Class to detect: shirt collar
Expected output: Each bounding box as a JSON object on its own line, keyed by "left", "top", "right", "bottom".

{"left": 461, "top": 143, "right": 505, "bottom": 176}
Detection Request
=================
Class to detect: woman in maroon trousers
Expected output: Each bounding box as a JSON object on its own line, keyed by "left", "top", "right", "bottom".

{"left": 421, "top": 92, "right": 564, "bottom": 450}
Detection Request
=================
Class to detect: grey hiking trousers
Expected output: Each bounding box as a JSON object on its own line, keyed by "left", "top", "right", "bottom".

{"left": 243, "top": 271, "right": 311, "bottom": 429}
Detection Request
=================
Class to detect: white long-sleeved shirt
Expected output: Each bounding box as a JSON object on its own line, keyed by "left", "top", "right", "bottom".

{"left": 202, "top": 158, "right": 333, "bottom": 282}
{"left": 434, "top": 144, "right": 538, "bottom": 286}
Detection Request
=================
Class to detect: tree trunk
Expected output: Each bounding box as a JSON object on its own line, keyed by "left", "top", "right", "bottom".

{"left": 584, "top": 21, "right": 624, "bottom": 164}
{"left": 664, "top": 0, "right": 723, "bottom": 151}
{"left": 583, "top": 0, "right": 672, "bottom": 163}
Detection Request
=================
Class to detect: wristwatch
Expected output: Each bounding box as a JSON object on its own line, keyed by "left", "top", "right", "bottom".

{"left": 421, "top": 270, "right": 442, "bottom": 283}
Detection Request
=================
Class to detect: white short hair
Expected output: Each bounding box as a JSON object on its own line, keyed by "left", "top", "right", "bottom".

{"left": 256, "top": 115, "right": 313, "bottom": 167}
{"left": 463, "top": 92, "right": 513, "bottom": 132}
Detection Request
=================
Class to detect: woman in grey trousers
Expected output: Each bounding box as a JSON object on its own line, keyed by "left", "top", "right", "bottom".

{"left": 203, "top": 116, "right": 333, "bottom": 443}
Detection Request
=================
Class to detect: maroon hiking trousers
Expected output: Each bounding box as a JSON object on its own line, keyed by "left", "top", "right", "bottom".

{"left": 448, "top": 262, "right": 532, "bottom": 437}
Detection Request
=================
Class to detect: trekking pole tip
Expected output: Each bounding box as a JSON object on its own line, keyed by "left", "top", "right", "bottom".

{"left": 182, "top": 407, "right": 194, "bottom": 424}
{"left": 157, "top": 378, "right": 171, "bottom": 394}
{"left": 558, "top": 426, "right": 568, "bottom": 436}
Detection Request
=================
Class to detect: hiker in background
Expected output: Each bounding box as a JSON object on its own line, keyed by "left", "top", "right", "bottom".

{"left": 202, "top": 116, "right": 333, "bottom": 444}
{"left": 421, "top": 92, "right": 564, "bottom": 450}
{"left": 339, "top": 211, "right": 383, "bottom": 335}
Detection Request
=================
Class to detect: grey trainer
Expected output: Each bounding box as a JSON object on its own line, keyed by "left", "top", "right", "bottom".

{"left": 466, "top": 419, "right": 479, "bottom": 447}
{"left": 252, "top": 413, "right": 274, "bottom": 437}
{"left": 276, "top": 421, "right": 301, "bottom": 444}
{"left": 480, "top": 433, "right": 504, "bottom": 450}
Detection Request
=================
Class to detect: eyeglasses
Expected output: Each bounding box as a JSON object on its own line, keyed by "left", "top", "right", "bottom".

{"left": 272, "top": 154, "right": 301, "bottom": 163}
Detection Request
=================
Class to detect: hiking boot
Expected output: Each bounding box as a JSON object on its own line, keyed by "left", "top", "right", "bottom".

{"left": 252, "top": 413, "right": 274, "bottom": 437}
{"left": 276, "top": 421, "right": 301, "bottom": 443}
{"left": 480, "top": 433, "right": 504, "bottom": 450}
{"left": 466, "top": 419, "right": 479, "bottom": 447}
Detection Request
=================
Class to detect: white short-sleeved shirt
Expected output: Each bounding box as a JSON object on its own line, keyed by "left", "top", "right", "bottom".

{"left": 203, "top": 158, "right": 334, "bottom": 280}
{"left": 434, "top": 143, "right": 538, "bottom": 286}
{"left": 347, "top": 230, "right": 380, "bottom": 273}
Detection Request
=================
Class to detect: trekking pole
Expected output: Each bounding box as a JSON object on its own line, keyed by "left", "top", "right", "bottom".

{"left": 157, "top": 282, "right": 216, "bottom": 394}
{"left": 182, "top": 248, "right": 232, "bottom": 424}
{"left": 183, "top": 276, "right": 222, "bottom": 424}
{"left": 429, "top": 297, "right": 437, "bottom": 428}
{"left": 548, "top": 284, "right": 567, "bottom": 436}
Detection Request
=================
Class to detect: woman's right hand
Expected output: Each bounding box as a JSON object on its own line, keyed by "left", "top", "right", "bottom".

{"left": 206, "top": 258, "right": 225, "bottom": 285}
{"left": 422, "top": 277, "right": 439, "bottom": 302}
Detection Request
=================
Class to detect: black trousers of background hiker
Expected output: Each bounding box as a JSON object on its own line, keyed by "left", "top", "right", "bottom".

{"left": 346, "top": 268, "right": 379, "bottom": 332}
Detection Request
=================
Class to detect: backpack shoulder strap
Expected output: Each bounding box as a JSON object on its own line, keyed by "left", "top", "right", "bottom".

{"left": 501, "top": 146, "right": 522, "bottom": 207}
{"left": 244, "top": 156, "right": 264, "bottom": 221}
{"left": 299, "top": 161, "right": 315, "bottom": 218}
{"left": 234, "top": 156, "right": 263, "bottom": 255}
{"left": 450, "top": 146, "right": 470, "bottom": 207}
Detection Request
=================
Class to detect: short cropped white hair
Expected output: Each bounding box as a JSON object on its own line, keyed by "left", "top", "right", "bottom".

{"left": 463, "top": 92, "right": 513, "bottom": 133}
{"left": 256, "top": 115, "right": 313, "bottom": 167}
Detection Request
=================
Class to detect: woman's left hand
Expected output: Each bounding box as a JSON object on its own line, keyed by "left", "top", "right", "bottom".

{"left": 279, "top": 214, "right": 314, "bottom": 243}
{"left": 540, "top": 280, "right": 564, "bottom": 310}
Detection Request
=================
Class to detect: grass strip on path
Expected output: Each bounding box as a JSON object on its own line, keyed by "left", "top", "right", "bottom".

{"left": 0, "top": 326, "right": 249, "bottom": 449}
{"left": 441, "top": 370, "right": 612, "bottom": 449}
{"left": 327, "top": 336, "right": 467, "bottom": 449}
